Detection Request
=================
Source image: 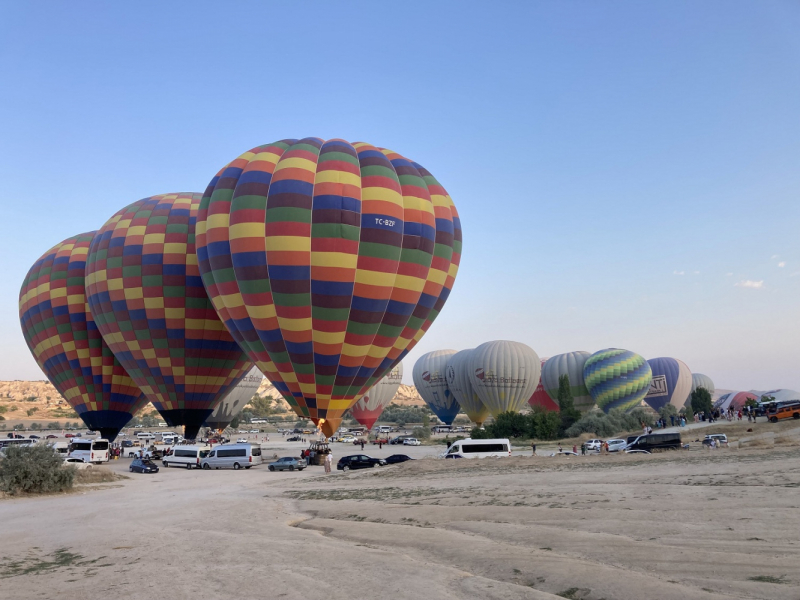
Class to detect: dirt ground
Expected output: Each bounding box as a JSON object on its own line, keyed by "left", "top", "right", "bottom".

{"left": 2, "top": 427, "right": 800, "bottom": 600}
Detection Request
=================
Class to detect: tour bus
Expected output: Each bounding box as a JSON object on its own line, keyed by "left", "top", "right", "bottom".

{"left": 199, "top": 443, "right": 262, "bottom": 470}
{"left": 433, "top": 425, "right": 453, "bottom": 434}
{"left": 68, "top": 438, "right": 110, "bottom": 463}
{"left": 443, "top": 438, "right": 512, "bottom": 459}
{"left": 0, "top": 438, "right": 36, "bottom": 455}
{"left": 162, "top": 445, "right": 212, "bottom": 469}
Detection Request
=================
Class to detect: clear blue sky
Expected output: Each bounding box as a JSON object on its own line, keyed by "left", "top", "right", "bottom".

{"left": 2, "top": 1, "right": 799, "bottom": 392}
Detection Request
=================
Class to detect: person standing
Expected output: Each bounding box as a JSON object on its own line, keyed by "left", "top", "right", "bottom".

{"left": 324, "top": 449, "right": 332, "bottom": 473}
{"left": 531, "top": 441, "right": 536, "bottom": 456}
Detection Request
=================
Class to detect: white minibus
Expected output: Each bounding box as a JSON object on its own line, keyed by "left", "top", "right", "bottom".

{"left": 443, "top": 438, "right": 511, "bottom": 459}
{"left": 68, "top": 438, "right": 110, "bottom": 463}
{"left": 200, "top": 443, "right": 262, "bottom": 470}
{"left": 162, "top": 445, "right": 212, "bottom": 469}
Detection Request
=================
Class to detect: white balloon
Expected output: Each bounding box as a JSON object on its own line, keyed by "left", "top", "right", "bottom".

{"left": 446, "top": 350, "right": 489, "bottom": 426}
{"left": 469, "top": 341, "right": 541, "bottom": 416}
{"left": 413, "top": 350, "right": 460, "bottom": 424}
{"left": 204, "top": 366, "right": 264, "bottom": 429}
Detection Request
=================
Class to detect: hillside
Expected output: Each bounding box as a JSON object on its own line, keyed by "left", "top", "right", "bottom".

{"left": 0, "top": 379, "right": 426, "bottom": 424}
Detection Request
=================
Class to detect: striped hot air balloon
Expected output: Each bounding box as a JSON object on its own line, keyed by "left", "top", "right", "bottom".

{"left": 350, "top": 363, "right": 403, "bottom": 431}
{"left": 528, "top": 358, "right": 558, "bottom": 412}
{"left": 19, "top": 232, "right": 148, "bottom": 441}
{"left": 196, "top": 138, "right": 461, "bottom": 438}
{"left": 85, "top": 193, "right": 253, "bottom": 440}
{"left": 583, "top": 348, "right": 652, "bottom": 413}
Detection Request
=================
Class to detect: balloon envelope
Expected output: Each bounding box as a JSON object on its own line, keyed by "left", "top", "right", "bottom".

{"left": 413, "top": 350, "right": 460, "bottom": 425}
{"left": 686, "top": 373, "right": 716, "bottom": 406}
{"left": 446, "top": 350, "right": 490, "bottom": 425}
{"left": 584, "top": 348, "right": 652, "bottom": 413}
{"left": 469, "top": 341, "right": 541, "bottom": 417}
{"left": 644, "top": 357, "right": 692, "bottom": 412}
{"left": 350, "top": 363, "right": 404, "bottom": 431}
{"left": 715, "top": 391, "right": 759, "bottom": 411}
{"left": 196, "top": 138, "right": 461, "bottom": 438}
{"left": 85, "top": 193, "right": 253, "bottom": 440}
{"left": 19, "top": 232, "right": 148, "bottom": 441}
{"left": 758, "top": 389, "right": 800, "bottom": 403}
{"left": 541, "top": 351, "right": 593, "bottom": 412}
{"left": 528, "top": 358, "right": 558, "bottom": 412}
{"left": 204, "top": 366, "right": 265, "bottom": 430}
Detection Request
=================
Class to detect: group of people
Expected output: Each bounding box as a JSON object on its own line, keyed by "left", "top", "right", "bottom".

{"left": 300, "top": 447, "right": 334, "bottom": 473}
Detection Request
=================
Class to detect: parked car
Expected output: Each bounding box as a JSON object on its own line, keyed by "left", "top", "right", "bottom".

{"left": 268, "top": 457, "right": 306, "bottom": 472}
{"left": 626, "top": 432, "right": 681, "bottom": 452}
{"left": 200, "top": 443, "right": 262, "bottom": 470}
{"left": 121, "top": 440, "right": 134, "bottom": 448}
{"left": 389, "top": 436, "right": 410, "bottom": 445}
{"left": 28, "top": 434, "right": 40, "bottom": 439}
{"left": 585, "top": 439, "right": 603, "bottom": 451}
{"left": 352, "top": 438, "right": 368, "bottom": 445}
{"left": 286, "top": 436, "right": 302, "bottom": 442}
{"left": 606, "top": 439, "right": 627, "bottom": 452}
{"left": 130, "top": 457, "right": 159, "bottom": 473}
{"left": 249, "top": 429, "right": 260, "bottom": 433}
{"left": 46, "top": 434, "right": 58, "bottom": 439}
{"left": 65, "top": 433, "right": 76, "bottom": 438}
{"left": 339, "top": 436, "right": 356, "bottom": 443}
{"left": 402, "top": 438, "right": 421, "bottom": 446}
{"left": 337, "top": 454, "right": 386, "bottom": 471}
{"left": 371, "top": 438, "right": 390, "bottom": 445}
{"left": 384, "top": 454, "right": 413, "bottom": 465}
{"left": 63, "top": 457, "right": 92, "bottom": 470}
{"left": 236, "top": 438, "right": 248, "bottom": 444}
{"left": 702, "top": 434, "right": 728, "bottom": 447}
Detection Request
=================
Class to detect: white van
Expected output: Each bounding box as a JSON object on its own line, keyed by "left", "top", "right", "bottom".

{"left": 162, "top": 445, "right": 212, "bottom": 469}
{"left": 443, "top": 438, "right": 511, "bottom": 459}
{"left": 136, "top": 432, "right": 155, "bottom": 440}
{"left": 376, "top": 426, "right": 392, "bottom": 434}
{"left": 68, "top": 438, "right": 110, "bottom": 463}
{"left": 200, "top": 443, "right": 262, "bottom": 470}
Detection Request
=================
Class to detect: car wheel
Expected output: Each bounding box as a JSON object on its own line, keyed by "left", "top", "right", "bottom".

{"left": 289, "top": 465, "right": 294, "bottom": 471}
{"left": 372, "top": 462, "right": 379, "bottom": 468}
{"left": 342, "top": 465, "right": 350, "bottom": 472}
{"left": 163, "top": 461, "right": 168, "bottom": 468}
{"left": 233, "top": 463, "right": 241, "bottom": 470}
{"left": 129, "top": 467, "right": 133, "bottom": 472}
{"left": 245, "top": 466, "right": 251, "bottom": 469}
{"left": 203, "top": 463, "right": 210, "bottom": 470}
{"left": 186, "top": 463, "right": 192, "bottom": 469}
{"left": 269, "top": 465, "right": 275, "bottom": 471}
{"left": 770, "top": 416, "right": 778, "bottom": 423}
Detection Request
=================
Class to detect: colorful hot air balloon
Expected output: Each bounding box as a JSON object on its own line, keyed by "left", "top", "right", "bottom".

{"left": 469, "top": 341, "right": 541, "bottom": 416}
{"left": 196, "top": 138, "right": 461, "bottom": 438}
{"left": 19, "top": 232, "right": 148, "bottom": 441}
{"left": 644, "top": 357, "right": 692, "bottom": 412}
{"left": 714, "top": 391, "right": 759, "bottom": 412}
{"left": 85, "top": 193, "right": 253, "bottom": 440}
{"left": 413, "top": 350, "right": 460, "bottom": 425}
{"left": 528, "top": 358, "right": 558, "bottom": 412}
{"left": 204, "top": 366, "right": 265, "bottom": 431}
{"left": 541, "top": 351, "right": 594, "bottom": 412}
{"left": 583, "top": 348, "right": 652, "bottom": 413}
{"left": 446, "top": 350, "right": 489, "bottom": 426}
{"left": 350, "top": 363, "right": 404, "bottom": 431}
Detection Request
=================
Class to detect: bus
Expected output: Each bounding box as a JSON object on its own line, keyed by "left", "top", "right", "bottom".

{"left": 68, "top": 438, "right": 110, "bottom": 464}
{"left": 0, "top": 438, "right": 36, "bottom": 454}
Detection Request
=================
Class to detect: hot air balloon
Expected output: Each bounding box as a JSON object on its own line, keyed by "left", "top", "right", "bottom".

{"left": 714, "top": 391, "right": 759, "bottom": 412}
{"left": 758, "top": 389, "right": 800, "bottom": 403}
{"left": 85, "top": 193, "right": 253, "bottom": 440}
{"left": 583, "top": 348, "right": 652, "bottom": 413}
{"left": 413, "top": 350, "right": 460, "bottom": 425}
{"left": 446, "top": 350, "right": 489, "bottom": 426}
{"left": 528, "top": 358, "right": 558, "bottom": 412}
{"left": 541, "top": 351, "right": 593, "bottom": 412}
{"left": 350, "top": 363, "right": 404, "bottom": 431}
{"left": 469, "top": 341, "right": 541, "bottom": 416}
{"left": 19, "top": 232, "right": 148, "bottom": 441}
{"left": 204, "top": 366, "right": 265, "bottom": 431}
{"left": 644, "top": 357, "right": 692, "bottom": 412}
{"left": 196, "top": 138, "right": 461, "bottom": 438}
{"left": 686, "top": 373, "right": 715, "bottom": 406}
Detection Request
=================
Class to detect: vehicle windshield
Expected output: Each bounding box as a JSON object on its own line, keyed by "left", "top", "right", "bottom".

{"left": 199, "top": 450, "right": 210, "bottom": 458}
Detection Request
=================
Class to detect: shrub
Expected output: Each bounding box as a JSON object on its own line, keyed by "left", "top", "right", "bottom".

{"left": 412, "top": 426, "right": 431, "bottom": 440}
{"left": 0, "top": 405, "right": 7, "bottom": 414}
{"left": 565, "top": 407, "right": 655, "bottom": 439}
{"left": 0, "top": 445, "right": 74, "bottom": 495}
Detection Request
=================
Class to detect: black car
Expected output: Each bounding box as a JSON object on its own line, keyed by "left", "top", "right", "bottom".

{"left": 29, "top": 434, "right": 40, "bottom": 439}
{"left": 130, "top": 458, "right": 159, "bottom": 473}
{"left": 389, "top": 436, "right": 410, "bottom": 445}
{"left": 337, "top": 454, "right": 386, "bottom": 471}
{"left": 384, "top": 454, "right": 413, "bottom": 465}
{"left": 121, "top": 440, "right": 134, "bottom": 448}
{"left": 286, "top": 436, "right": 302, "bottom": 442}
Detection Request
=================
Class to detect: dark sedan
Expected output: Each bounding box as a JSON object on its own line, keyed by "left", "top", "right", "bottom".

{"left": 384, "top": 454, "right": 413, "bottom": 465}
{"left": 286, "top": 436, "right": 303, "bottom": 442}
{"left": 130, "top": 458, "right": 159, "bottom": 473}
{"left": 337, "top": 454, "right": 386, "bottom": 471}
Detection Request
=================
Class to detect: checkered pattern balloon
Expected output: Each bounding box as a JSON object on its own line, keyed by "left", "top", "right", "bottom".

{"left": 19, "top": 232, "right": 148, "bottom": 440}
{"left": 85, "top": 193, "right": 253, "bottom": 439}
{"left": 196, "top": 138, "right": 461, "bottom": 437}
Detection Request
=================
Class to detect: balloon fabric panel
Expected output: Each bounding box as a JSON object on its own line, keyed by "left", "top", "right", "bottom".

{"left": 19, "top": 232, "right": 146, "bottom": 440}
{"left": 85, "top": 193, "right": 252, "bottom": 438}
{"left": 197, "top": 138, "right": 458, "bottom": 437}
